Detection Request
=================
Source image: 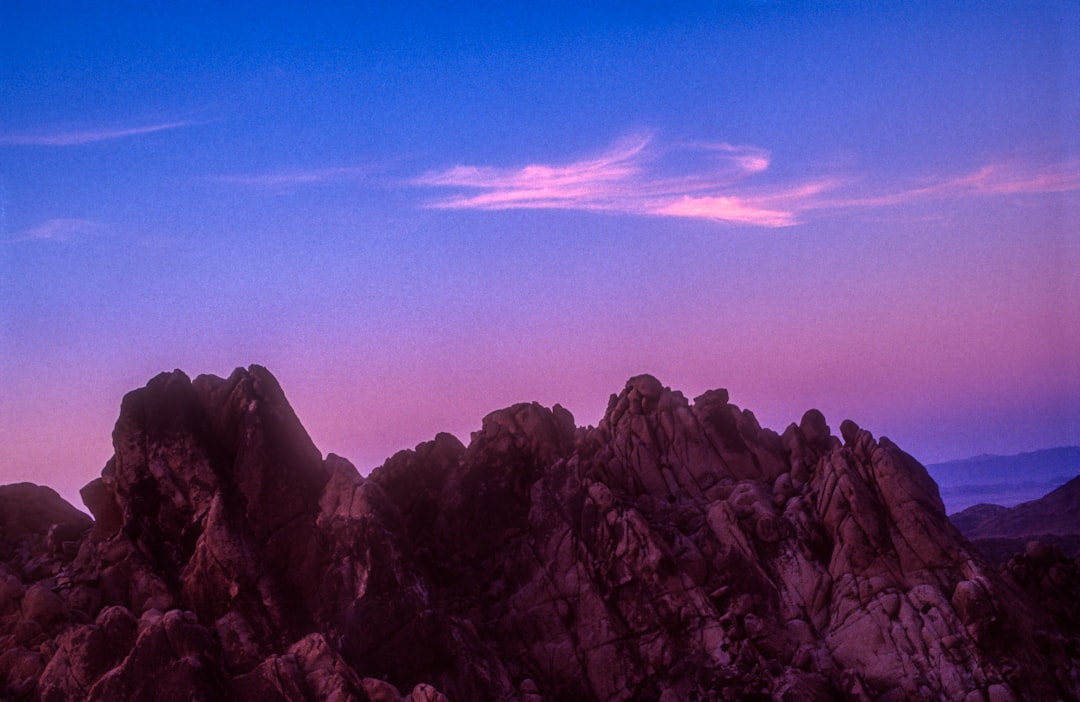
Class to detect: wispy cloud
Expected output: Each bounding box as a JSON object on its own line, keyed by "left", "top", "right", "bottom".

{"left": 413, "top": 134, "right": 1080, "bottom": 228}
{"left": 822, "top": 160, "right": 1080, "bottom": 209}
{"left": 414, "top": 134, "right": 804, "bottom": 227}
{"left": 416, "top": 134, "right": 652, "bottom": 211}
{"left": 0, "top": 121, "right": 194, "bottom": 146}
{"left": 654, "top": 195, "right": 797, "bottom": 228}
{"left": 11, "top": 218, "right": 103, "bottom": 242}
{"left": 211, "top": 166, "right": 374, "bottom": 189}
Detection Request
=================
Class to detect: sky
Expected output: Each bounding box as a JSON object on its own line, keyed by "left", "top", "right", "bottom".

{"left": 2, "top": 1, "right": 1078, "bottom": 509}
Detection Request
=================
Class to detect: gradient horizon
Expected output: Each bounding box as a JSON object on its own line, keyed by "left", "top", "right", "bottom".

{"left": 2, "top": 2, "right": 1078, "bottom": 510}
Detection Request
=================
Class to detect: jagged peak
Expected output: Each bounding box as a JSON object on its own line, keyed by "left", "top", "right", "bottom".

{"left": 3, "top": 366, "right": 1076, "bottom": 702}
{"left": 602, "top": 374, "right": 691, "bottom": 430}
{"left": 467, "top": 400, "right": 575, "bottom": 466}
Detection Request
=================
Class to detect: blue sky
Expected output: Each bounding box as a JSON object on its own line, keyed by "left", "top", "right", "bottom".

{"left": 2, "top": 1, "right": 1078, "bottom": 507}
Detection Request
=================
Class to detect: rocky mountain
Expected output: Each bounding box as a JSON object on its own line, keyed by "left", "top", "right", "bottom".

{"left": 951, "top": 476, "right": 1080, "bottom": 565}
{"left": 1, "top": 366, "right": 1078, "bottom": 701}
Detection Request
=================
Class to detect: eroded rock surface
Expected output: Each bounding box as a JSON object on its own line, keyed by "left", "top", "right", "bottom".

{"left": 1, "top": 367, "right": 1078, "bottom": 701}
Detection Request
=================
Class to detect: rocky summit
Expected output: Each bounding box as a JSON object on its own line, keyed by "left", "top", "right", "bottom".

{"left": 1, "top": 366, "right": 1078, "bottom": 701}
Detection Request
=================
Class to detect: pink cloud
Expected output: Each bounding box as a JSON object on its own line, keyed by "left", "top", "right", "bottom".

{"left": 0, "top": 121, "right": 193, "bottom": 146}
{"left": 689, "top": 141, "right": 771, "bottom": 174}
{"left": 412, "top": 134, "right": 1080, "bottom": 228}
{"left": 652, "top": 195, "right": 796, "bottom": 227}
{"left": 416, "top": 133, "right": 650, "bottom": 211}
{"left": 415, "top": 134, "right": 806, "bottom": 227}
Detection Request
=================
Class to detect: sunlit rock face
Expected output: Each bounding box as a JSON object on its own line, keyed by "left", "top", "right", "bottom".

{"left": 1, "top": 367, "right": 1077, "bottom": 701}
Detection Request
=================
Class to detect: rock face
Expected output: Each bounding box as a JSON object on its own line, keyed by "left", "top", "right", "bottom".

{"left": 2, "top": 367, "right": 1079, "bottom": 701}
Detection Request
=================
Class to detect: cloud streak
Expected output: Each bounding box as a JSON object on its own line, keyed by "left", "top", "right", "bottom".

{"left": 413, "top": 135, "right": 1080, "bottom": 228}
{"left": 416, "top": 134, "right": 653, "bottom": 212}
{"left": 821, "top": 160, "right": 1080, "bottom": 210}
{"left": 10, "top": 218, "right": 103, "bottom": 243}
{"left": 211, "top": 166, "right": 374, "bottom": 189}
{"left": 0, "top": 121, "right": 193, "bottom": 146}
{"left": 415, "top": 134, "right": 805, "bottom": 227}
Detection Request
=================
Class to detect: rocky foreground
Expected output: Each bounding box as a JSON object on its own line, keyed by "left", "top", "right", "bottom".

{"left": 1, "top": 366, "right": 1078, "bottom": 701}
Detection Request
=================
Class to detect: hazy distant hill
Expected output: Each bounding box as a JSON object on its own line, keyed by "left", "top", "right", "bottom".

{"left": 951, "top": 475, "right": 1080, "bottom": 539}
{"left": 950, "top": 475, "right": 1080, "bottom": 564}
{"left": 926, "top": 446, "right": 1080, "bottom": 513}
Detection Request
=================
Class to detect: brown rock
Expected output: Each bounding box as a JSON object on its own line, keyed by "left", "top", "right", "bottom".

{"left": 363, "top": 677, "right": 404, "bottom": 701}
{"left": 21, "top": 583, "right": 66, "bottom": 625}
{"left": 0, "top": 483, "right": 92, "bottom": 543}
{"left": 406, "top": 682, "right": 451, "bottom": 702}
{"left": 1, "top": 368, "right": 1077, "bottom": 702}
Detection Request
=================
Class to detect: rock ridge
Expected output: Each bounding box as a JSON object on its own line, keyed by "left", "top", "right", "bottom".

{"left": 1, "top": 366, "right": 1077, "bottom": 701}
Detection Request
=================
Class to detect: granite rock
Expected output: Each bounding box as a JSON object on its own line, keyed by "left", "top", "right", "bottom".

{"left": 1, "top": 367, "right": 1077, "bottom": 701}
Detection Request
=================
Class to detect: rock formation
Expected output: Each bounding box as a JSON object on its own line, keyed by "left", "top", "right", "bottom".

{"left": 1, "top": 366, "right": 1078, "bottom": 701}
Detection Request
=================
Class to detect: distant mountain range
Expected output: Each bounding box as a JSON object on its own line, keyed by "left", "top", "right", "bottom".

{"left": 926, "top": 446, "right": 1080, "bottom": 513}
{"left": 950, "top": 474, "right": 1080, "bottom": 564}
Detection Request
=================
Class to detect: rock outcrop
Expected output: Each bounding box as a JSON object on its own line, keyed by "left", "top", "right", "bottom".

{"left": 1, "top": 367, "right": 1078, "bottom": 701}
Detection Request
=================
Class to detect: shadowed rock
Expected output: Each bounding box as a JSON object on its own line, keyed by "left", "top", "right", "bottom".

{"left": 1, "top": 367, "right": 1078, "bottom": 701}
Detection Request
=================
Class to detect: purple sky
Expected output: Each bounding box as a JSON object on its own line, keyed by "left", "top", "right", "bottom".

{"left": 2, "top": 2, "right": 1078, "bottom": 509}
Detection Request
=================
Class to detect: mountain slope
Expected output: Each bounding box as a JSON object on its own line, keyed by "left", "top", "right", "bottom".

{"left": 952, "top": 476, "right": 1080, "bottom": 540}
{"left": 1, "top": 367, "right": 1078, "bottom": 701}
{"left": 928, "top": 447, "right": 1080, "bottom": 513}
{"left": 951, "top": 476, "right": 1080, "bottom": 565}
